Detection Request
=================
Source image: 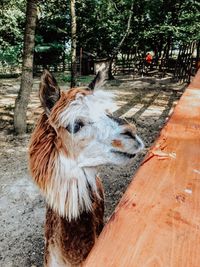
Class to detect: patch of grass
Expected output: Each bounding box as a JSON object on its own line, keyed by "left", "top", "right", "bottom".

{"left": 57, "top": 74, "right": 94, "bottom": 86}
{"left": 59, "top": 73, "right": 71, "bottom": 83}
{"left": 78, "top": 76, "right": 93, "bottom": 84}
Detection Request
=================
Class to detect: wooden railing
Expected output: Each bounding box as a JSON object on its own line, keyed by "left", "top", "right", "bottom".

{"left": 84, "top": 70, "right": 200, "bottom": 267}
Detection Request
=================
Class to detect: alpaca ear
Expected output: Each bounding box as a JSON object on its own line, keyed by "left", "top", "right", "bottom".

{"left": 88, "top": 69, "right": 107, "bottom": 90}
{"left": 39, "top": 69, "right": 61, "bottom": 115}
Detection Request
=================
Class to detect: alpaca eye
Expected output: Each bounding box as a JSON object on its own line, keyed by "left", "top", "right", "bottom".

{"left": 73, "top": 121, "right": 84, "bottom": 133}
{"left": 66, "top": 121, "right": 84, "bottom": 133}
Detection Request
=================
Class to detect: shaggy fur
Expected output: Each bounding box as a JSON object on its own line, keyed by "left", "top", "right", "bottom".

{"left": 29, "top": 70, "right": 143, "bottom": 266}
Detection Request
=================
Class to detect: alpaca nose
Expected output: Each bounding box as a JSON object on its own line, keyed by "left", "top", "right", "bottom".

{"left": 122, "top": 124, "right": 137, "bottom": 139}
{"left": 122, "top": 129, "right": 136, "bottom": 139}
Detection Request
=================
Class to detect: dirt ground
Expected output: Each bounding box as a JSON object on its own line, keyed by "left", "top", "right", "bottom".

{"left": 0, "top": 75, "right": 186, "bottom": 267}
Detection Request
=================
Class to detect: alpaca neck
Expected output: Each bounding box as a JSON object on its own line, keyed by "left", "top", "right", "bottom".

{"left": 45, "top": 153, "right": 98, "bottom": 222}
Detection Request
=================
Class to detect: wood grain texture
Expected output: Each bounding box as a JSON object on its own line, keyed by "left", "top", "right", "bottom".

{"left": 84, "top": 70, "right": 200, "bottom": 267}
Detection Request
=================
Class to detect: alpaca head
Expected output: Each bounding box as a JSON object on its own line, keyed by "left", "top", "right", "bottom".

{"left": 30, "top": 70, "right": 144, "bottom": 220}
{"left": 39, "top": 70, "right": 144, "bottom": 168}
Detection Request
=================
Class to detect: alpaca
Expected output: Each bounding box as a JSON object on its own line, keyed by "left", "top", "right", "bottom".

{"left": 29, "top": 70, "right": 144, "bottom": 267}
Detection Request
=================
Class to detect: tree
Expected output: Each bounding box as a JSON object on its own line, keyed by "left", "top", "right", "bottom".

{"left": 76, "top": 0, "right": 134, "bottom": 58}
{"left": 76, "top": 0, "right": 135, "bottom": 78}
{"left": 0, "top": 0, "right": 25, "bottom": 71}
{"left": 108, "top": 1, "right": 134, "bottom": 79}
{"left": 34, "top": 0, "right": 70, "bottom": 71}
{"left": 1, "top": 0, "right": 199, "bottom": 78}
{"left": 14, "top": 0, "right": 37, "bottom": 134}
{"left": 70, "top": 0, "right": 77, "bottom": 87}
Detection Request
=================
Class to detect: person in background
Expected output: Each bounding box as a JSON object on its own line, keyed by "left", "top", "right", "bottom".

{"left": 145, "top": 52, "right": 153, "bottom": 66}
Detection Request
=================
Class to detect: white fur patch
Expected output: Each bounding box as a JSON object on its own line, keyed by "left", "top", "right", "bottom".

{"left": 45, "top": 153, "right": 98, "bottom": 221}
{"left": 59, "top": 90, "right": 117, "bottom": 128}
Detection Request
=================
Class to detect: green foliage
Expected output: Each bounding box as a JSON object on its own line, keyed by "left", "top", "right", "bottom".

{"left": 76, "top": 0, "right": 133, "bottom": 57}
{"left": 0, "top": 0, "right": 25, "bottom": 69}
{"left": 78, "top": 75, "right": 93, "bottom": 84}
{"left": 60, "top": 73, "right": 71, "bottom": 83}
{"left": 0, "top": 44, "right": 22, "bottom": 67}
{"left": 34, "top": 0, "right": 70, "bottom": 66}
{"left": 0, "top": 0, "right": 25, "bottom": 46}
{"left": 58, "top": 73, "right": 93, "bottom": 85}
{"left": 0, "top": 0, "right": 199, "bottom": 71}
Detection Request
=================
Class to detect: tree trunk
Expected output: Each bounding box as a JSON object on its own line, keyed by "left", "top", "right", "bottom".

{"left": 196, "top": 40, "right": 200, "bottom": 72}
{"left": 165, "top": 36, "right": 172, "bottom": 61}
{"left": 108, "top": 59, "right": 115, "bottom": 80}
{"left": 70, "top": 0, "right": 77, "bottom": 87}
{"left": 14, "top": 0, "right": 37, "bottom": 135}
{"left": 80, "top": 47, "right": 83, "bottom": 76}
{"left": 108, "top": 1, "right": 134, "bottom": 79}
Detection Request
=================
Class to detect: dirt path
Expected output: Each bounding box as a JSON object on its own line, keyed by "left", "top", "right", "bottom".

{"left": 0, "top": 75, "right": 185, "bottom": 267}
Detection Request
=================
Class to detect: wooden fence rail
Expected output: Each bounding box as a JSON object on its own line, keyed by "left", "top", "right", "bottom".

{"left": 84, "top": 70, "right": 200, "bottom": 267}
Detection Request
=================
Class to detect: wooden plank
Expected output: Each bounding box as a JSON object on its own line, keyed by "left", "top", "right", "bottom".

{"left": 84, "top": 70, "right": 200, "bottom": 267}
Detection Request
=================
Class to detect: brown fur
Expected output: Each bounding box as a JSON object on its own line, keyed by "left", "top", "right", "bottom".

{"left": 29, "top": 88, "right": 92, "bottom": 190}
{"left": 44, "top": 178, "right": 104, "bottom": 266}
{"left": 29, "top": 84, "right": 104, "bottom": 266}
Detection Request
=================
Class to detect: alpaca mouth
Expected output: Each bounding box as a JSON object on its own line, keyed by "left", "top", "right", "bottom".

{"left": 111, "top": 150, "right": 136, "bottom": 159}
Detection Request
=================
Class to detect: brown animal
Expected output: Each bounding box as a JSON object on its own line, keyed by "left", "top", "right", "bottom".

{"left": 29, "top": 70, "right": 144, "bottom": 266}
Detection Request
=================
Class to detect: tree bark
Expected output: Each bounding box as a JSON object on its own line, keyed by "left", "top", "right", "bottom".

{"left": 108, "top": 1, "right": 134, "bottom": 79}
{"left": 196, "top": 40, "right": 200, "bottom": 71}
{"left": 70, "top": 0, "right": 77, "bottom": 87}
{"left": 14, "top": 0, "right": 37, "bottom": 135}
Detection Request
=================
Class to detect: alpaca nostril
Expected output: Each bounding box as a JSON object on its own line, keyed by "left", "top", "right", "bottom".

{"left": 121, "top": 130, "right": 136, "bottom": 139}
